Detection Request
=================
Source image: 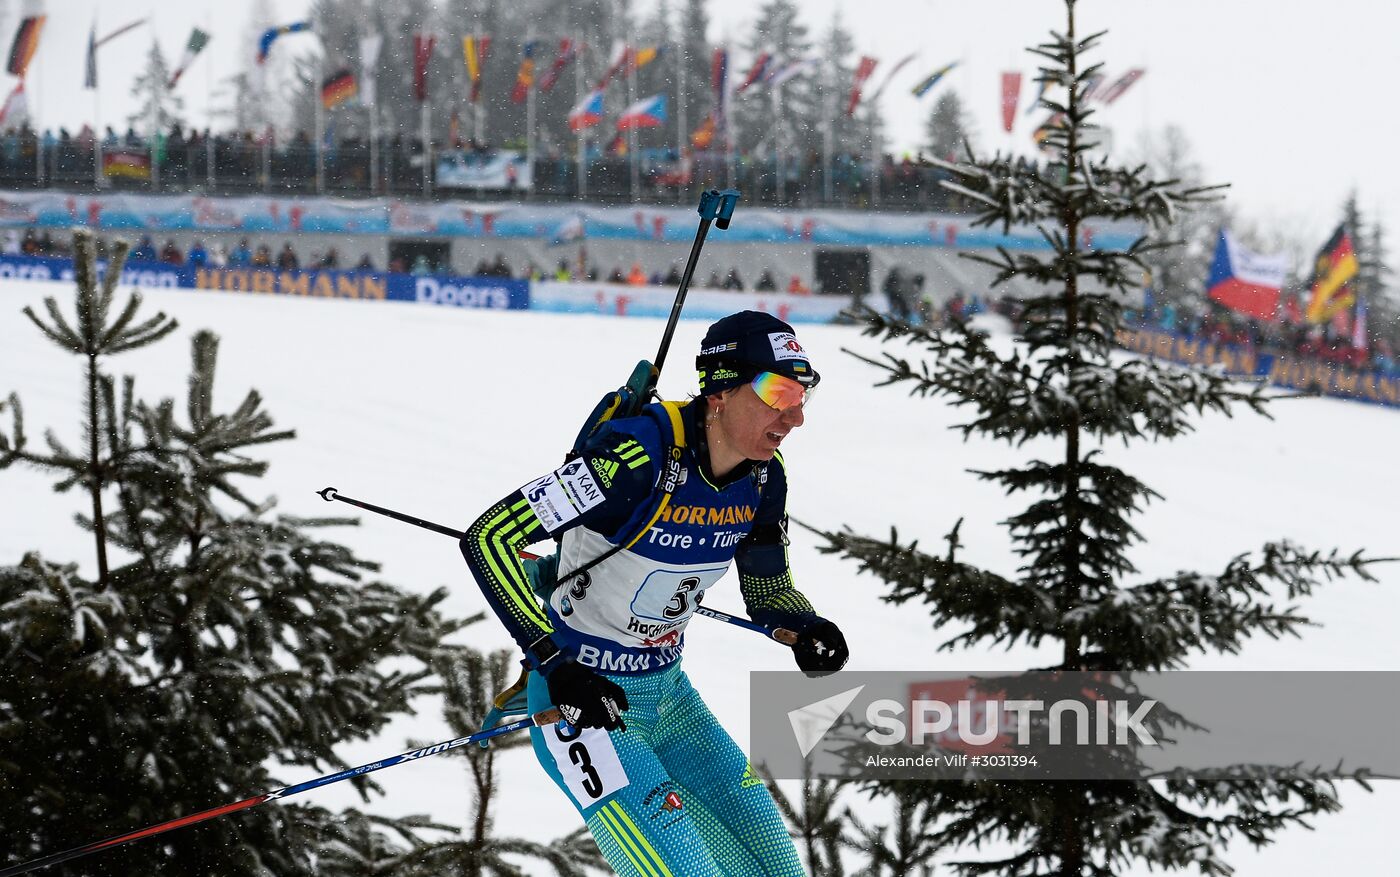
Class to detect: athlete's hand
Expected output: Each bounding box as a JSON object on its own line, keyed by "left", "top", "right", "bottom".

{"left": 793, "top": 619, "right": 848, "bottom": 677}
{"left": 545, "top": 659, "right": 630, "bottom": 732}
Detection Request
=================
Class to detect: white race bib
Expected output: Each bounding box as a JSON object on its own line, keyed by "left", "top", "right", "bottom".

{"left": 542, "top": 722, "right": 629, "bottom": 806}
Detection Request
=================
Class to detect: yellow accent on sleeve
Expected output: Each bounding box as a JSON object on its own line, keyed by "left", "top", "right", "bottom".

{"left": 477, "top": 500, "right": 552, "bottom": 630}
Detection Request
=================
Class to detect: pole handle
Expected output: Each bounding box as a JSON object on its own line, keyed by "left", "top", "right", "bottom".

{"left": 652, "top": 188, "right": 742, "bottom": 375}
{"left": 698, "top": 187, "right": 741, "bottom": 228}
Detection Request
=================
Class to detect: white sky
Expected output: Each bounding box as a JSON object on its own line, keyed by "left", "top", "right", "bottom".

{"left": 15, "top": 1, "right": 1398, "bottom": 259}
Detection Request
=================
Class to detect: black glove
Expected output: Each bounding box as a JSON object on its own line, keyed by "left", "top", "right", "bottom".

{"left": 793, "top": 619, "right": 848, "bottom": 677}
{"left": 544, "top": 659, "right": 630, "bottom": 732}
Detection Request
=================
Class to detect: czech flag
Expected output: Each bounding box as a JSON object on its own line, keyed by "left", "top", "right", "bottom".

{"left": 616, "top": 94, "right": 666, "bottom": 130}
{"left": 1206, "top": 229, "right": 1288, "bottom": 321}
{"left": 568, "top": 88, "right": 604, "bottom": 132}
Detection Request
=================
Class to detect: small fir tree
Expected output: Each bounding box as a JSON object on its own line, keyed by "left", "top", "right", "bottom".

{"left": 0, "top": 229, "right": 458, "bottom": 876}
{"left": 128, "top": 39, "right": 185, "bottom": 137}
{"left": 760, "top": 761, "right": 853, "bottom": 877}
{"left": 812, "top": 1, "right": 1389, "bottom": 874}
{"left": 923, "top": 89, "right": 975, "bottom": 162}
{"left": 384, "top": 648, "right": 609, "bottom": 876}
{"left": 845, "top": 785, "right": 940, "bottom": 877}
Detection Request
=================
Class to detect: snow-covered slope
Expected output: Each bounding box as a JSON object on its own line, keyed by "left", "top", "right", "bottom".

{"left": 2, "top": 280, "right": 1395, "bottom": 873}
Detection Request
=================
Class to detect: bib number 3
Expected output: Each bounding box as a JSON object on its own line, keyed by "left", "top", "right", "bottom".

{"left": 663, "top": 576, "right": 701, "bottom": 620}
{"left": 630, "top": 567, "right": 725, "bottom": 623}
{"left": 544, "top": 723, "right": 629, "bottom": 806}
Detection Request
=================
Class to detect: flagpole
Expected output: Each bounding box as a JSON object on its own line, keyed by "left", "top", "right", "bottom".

{"left": 526, "top": 33, "right": 537, "bottom": 200}
{"left": 149, "top": 73, "right": 160, "bottom": 189}
{"left": 94, "top": 77, "right": 103, "bottom": 189}
{"left": 575, "top": 31, "right": 587, "bottom": 200}
{"left": 315, "top": 67, "right": 325, "bottom": 194}
{"left": 479, "top": 38, "right": 488, "bottom": 147}
{"left": 867, "top": 100, "right": 878, "bottom": 207}
{"left": 724, "top": 45, "right": 736, "bottom": 191}
{"left": 676, "top": 40, "right": 686, "bottom": 204}
{"left": 421, "top": 100, "right": 431, "bottom": 197}
{"left": 822, "top": 73, "right": 833, "bottom": 204}
{"left": 772, "top": 78, "right": 783, "bottom": 204}
{"left": 93, "top": 16, "right": 103, "bottom": 189}
{"left": 627, "top": 33, "right": 639, "bottom": 202}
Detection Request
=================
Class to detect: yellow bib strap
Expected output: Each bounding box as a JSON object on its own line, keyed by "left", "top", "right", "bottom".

{"left": 659, "top": 400, "right": 688, "bottom": 449}
{"left": 622, "top": 400, "right": 689, "bottom": 549}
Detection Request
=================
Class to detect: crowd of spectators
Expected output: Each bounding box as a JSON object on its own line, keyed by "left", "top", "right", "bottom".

{"left": 1126, "top": 298, "right": 1398, "bottom": 376}
{"left": 0, "top": 121, "right": 968, "bottom": 211}
{"left": 4, "top": 227, "right": 375, "bottom": 273}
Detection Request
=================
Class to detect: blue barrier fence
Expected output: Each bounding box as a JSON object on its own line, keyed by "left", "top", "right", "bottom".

{"left": 0, "top": 253, "right": 530, "bottom": 311}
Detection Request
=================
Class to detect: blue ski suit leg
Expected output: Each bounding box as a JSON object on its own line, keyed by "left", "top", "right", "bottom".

{"left": 527, "top": 661, "right": 805, "bottom": 877}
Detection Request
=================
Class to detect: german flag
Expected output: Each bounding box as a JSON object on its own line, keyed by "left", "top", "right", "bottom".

{"left": 320, "top": 68, "right": 356, "bottom": 110}
{"left": 7, "top": 15, "right": 45, "bottom": 78}
{"left": 103, "top": 151, "right": 151, "bottom": 180}
{"left": 1305, "top": 224, "right": 1359, "bottom": 324}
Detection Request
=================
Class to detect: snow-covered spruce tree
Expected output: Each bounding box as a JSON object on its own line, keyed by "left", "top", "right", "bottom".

{"left": 128, "top": 38, "right": 185, "bottom": 137}
{"left": 844, "top": 788, "right": 939, "bottom": 877}
{"left": 0, "top": 229, "right": 459, "bottom": 876}
{"left": 380, "top": 647, "right": 608, "bottom": 876}
{"left": 758, "top": 761, "right": 853, "bottom": 877}
{"left": 810, "top": 2, "right": 1388, "bottom": 874}
{"left": 923, "top": 89, "right": 976, "bottom": 163}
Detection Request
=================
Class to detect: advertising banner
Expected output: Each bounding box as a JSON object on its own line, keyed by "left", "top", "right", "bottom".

{"left": 530, "top": 280, "right": 856, "bottom": 324}
{"left": 0, "top": 191, "right": 1142, "bottom": 251}
{"left": 436, "top": 150, "right": 534, "bottom": 190}
{"left": 0, "top": 253, "right": 529, "bottom": 311}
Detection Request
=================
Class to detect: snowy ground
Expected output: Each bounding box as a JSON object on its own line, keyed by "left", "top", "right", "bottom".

{"left": 2, "top": 278, "right": 1396, "bottom": 874}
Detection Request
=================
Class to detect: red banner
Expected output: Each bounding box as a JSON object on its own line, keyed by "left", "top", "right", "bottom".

{"left": 846, "top": 56, "right": 878, "bottom": 117}
{"left": 1001, "top": 72, "right": 1022, "bottom": 133}
{"left": 413, "top": 33, "right": 435, "bottom": 102}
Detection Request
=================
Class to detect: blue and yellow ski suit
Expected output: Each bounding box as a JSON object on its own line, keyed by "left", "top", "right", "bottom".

{"left": 462, "top": 398, "right": 818, "bottom": 876}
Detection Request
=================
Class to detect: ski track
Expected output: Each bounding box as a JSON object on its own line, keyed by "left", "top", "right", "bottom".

{"left": 1, "top": 279, "right": 1395, "bottom": 874}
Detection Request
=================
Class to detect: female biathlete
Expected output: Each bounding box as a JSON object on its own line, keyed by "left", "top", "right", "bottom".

{"left": 460, "top": 311, "right": 848, "bottom": 876}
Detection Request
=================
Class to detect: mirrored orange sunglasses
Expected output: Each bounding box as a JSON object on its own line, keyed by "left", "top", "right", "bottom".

{"left": 750, "top": 371, "right": 816, "bottom": 411}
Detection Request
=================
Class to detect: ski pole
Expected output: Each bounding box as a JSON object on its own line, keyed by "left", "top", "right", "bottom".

{"left": 652, "top": 188, "right": 741, "bottom": 377}
{"left": 317, "top": 486, "right": 798, "bottom": 646}
{"left": 0, "top": 708, "right": 563, "bottom": 877}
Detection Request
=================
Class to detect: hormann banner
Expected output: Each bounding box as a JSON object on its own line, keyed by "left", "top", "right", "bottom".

{"left": 0, "top": 191, "right": 1143, "bottom": 250}
{"left": 752, "top": 670, "right": 1400, "bottom": 781}
{"left": 1116, "top": 326, "right": 1400, "bottom": 409}
{"left": 0, "top": 254, "right": 529, "bottom": 311}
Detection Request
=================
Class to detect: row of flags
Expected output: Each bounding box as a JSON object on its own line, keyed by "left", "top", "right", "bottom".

{"left": 1029, "top": 67, "right": 1146, "bottom": 146}
{"left": 1206, "top": 224, "right": 1367, "bottom": 345}
{"left": 0, "top": 12, "right": 1148, "bottom": 162}
{"left": 567, "top": 90, "right": 667, "bottom": 133}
